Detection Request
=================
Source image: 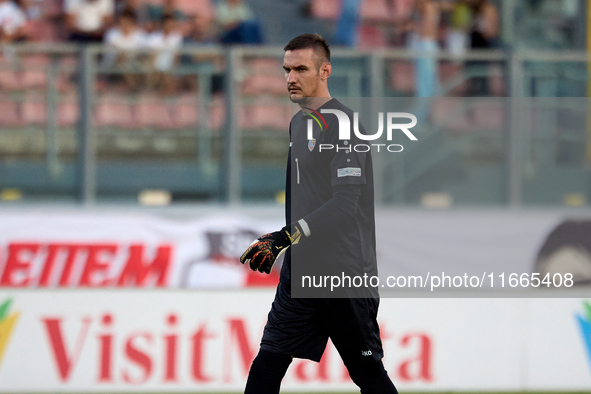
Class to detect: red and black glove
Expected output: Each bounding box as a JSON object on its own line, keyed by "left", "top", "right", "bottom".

{"left": 240, "top": 223, "right": 303, "bottom": 274}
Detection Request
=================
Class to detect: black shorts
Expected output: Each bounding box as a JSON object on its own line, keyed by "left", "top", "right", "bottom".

{"left": 260, "top": 281, "right": 384, "bottom": 365}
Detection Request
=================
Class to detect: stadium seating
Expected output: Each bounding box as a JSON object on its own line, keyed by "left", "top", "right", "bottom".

{"left": 360, "top": 0, "right": 392, "bottom": 22}
{"left": 358, "top": 26, "right": 388, "bottom": 49}
{"left": 22, "top": 55, "right": 51, "bottom": 90}
{"left": 472, "top": 101, "right": 505, "bottom": 130}
{"left": 147, "top": 0, "right": 213, "bottom": 17}
{"left": 311, "top": 0, "right": 341, "bottom": 20}
{"left": 431, "top": 98, "right": 471, "bottom": 132}
{"left": 176, "top": 0, "right": 214, "bottom": 17}
{"left": 172, "top": 94, "right": 199, "bottom": 128}
{"left": 22, "top": 92, "right": 46, "bottom": 125}
{"left": 58, "top": 93, "right": 79, "bottom": 127}
{"left": 390, "top": 61, "right": 415, "bottom": 93}
{"left": 95, "top": 94, "right": 137, "bottom": 129}
{"left": 0, "top": 100, "right": 22, "bottom": 127}
{"left": 241, "top": 58, "right": 286, "bottom": 96}
{"left": 135, "top": 94, "right": 175, "bottom": 129}
{"left": 241, "top": 103, "right": 291, "bottom": 130}
{"left": 0, "top": 56, "right": 22, "bottom": 92}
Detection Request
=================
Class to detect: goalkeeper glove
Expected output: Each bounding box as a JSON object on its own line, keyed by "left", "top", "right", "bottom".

{"left": 240, "top": 222, "right": 304, "bottom": 274}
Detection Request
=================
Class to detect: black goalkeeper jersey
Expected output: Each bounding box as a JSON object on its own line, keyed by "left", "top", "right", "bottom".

{"left": 281, "top": 98, "right": 377, "bottom": 289}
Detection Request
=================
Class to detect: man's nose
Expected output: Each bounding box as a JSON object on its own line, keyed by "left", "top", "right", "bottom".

{"left": 287, "top": 71, "right": 297, "bottom": 83}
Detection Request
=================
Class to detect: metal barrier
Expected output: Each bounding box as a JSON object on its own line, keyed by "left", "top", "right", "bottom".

{"left": 0, "top": 44, "right": 589, "bottom": 207}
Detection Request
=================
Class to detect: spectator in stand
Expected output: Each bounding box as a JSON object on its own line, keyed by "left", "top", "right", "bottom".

{"left": 181, "top": 13, "right": 221, "bottom": 91}
{"left": 147, "top": 0, "right": 185, "bottom": 24}
{"left": 215, "top": 0, "right": 262, "bottom": 44}
{"left": 0, "top": 0, "right": 28, "bottom": 43}
{"left": 467, "top": 0, "right": 499, "bottom": 95}
{"left": 184, "top": 13, "right": 216, "bottom": 46}
{"left": 146, "top": 12, "right": 182, "bottom": 94}
{"left": 332, "top": 0, "right": 360, "bottom": 47}
{"left": 103, "top": 8, "right": 146, "bottom": 90}
{"left": 444, "top": 0, "right": 472, "bottom": 56}
{"left": 116, "top": 0, "right": 150, "bottom": 29}
{"left": 407, "top": 0, "right": 440, "bottom": 98}
{"left": 65, "top": 0, "right": 114, "bottom": 43}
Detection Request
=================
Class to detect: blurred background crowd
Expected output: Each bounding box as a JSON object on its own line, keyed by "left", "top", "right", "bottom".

{"left": 0, "top": 0, "right": 588, "bottom": 206}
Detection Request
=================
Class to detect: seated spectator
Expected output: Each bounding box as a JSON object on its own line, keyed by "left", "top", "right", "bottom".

{"left": 467, "top": 0, "right": 499, "bottom": 95}
{"left": 181, "top": 13, "right": 221, "bottom": 91}
{"left": 0, "top": 0, "right": 28, "bottom": 43}
{"left": 103, "top": 8, "right": 146, "bottom": 89}
{"left": 147, "top": 0, "right": 185, "bottom": 28}
{"left": 145, "top": 13, "right": 182, "bottom": 94}
{"left": 117, "top": 0, "right": 150, "bottom": 29}
{"left": 184, "top": 13, "right": 216, "bottom": 46}
{"left": 445, "top": 0, "right": 472, "bottom": 56}
{"left": 65, "top": 0, "right": 114, "bottom": 43}
{"left": 215, "top": 0, "right": 262, "bottom": 44}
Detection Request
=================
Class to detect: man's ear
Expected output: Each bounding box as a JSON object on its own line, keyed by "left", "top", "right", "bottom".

{"left": 320, "top": 62, "right": 332, "bottom": 80}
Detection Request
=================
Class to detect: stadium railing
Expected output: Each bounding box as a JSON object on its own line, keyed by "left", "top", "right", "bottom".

{"left": 0, "top": 44, "right": 589, "bottom": 207}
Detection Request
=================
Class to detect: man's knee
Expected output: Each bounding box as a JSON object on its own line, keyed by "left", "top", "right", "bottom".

{"left": 347, "top": 360, "right": 398, "bottom": 394}
{"left": 248, "top": 349, "right": 292, "bottom": 380}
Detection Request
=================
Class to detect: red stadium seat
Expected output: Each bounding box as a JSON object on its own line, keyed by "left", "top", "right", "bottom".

{"left": 22, "top": 93, "right": 46, "bottom": 125}
{"left": 176, "top": 0, "right": 213, "bottom": 17}
{"left": 135, "top": 94, "right": 174, "bottom": 129}
{"left": 242, "top": 58, "right": 286, "bottom": 95}
{"left": 208, "top": 97, "right": 225, "bottom": 130}
{"left": 0, "top": 101, "right": 22, "bottom": 127}
{"left": 242, "top": 75, "right": 286, "bottom": 95}
{"left": 390, "top": 61, "right": 414, "bottom": 93}
{"left": 172, "top": 94, "right": 199, "bottom": 128}
{"left": 357, "top": 26, "right": 387, "bottom": 49}
{"left": 25, "top": 20, "right": 59, "bottom": 42}
{"left": 311, "top": 0, "right": 341, "bottom": 20}
{"left": 43, "top": 0, "right": 63, "bottom": 17}
{"left": 360, "top": 0, "right": 391, "bottom": 22}
{"left": 22, "top": 55, "right": 51, "bottom": 89}
{"left": 392, "top": 0, "right": 414, "bottom": 20}
{"left": 438, "top": 61, "right": 468, "bottom": 96}
{"left": 489, "top": 64, "right": 505, "bottom": 96}
{"left": 58, "top": 95, "right": 79, "bottom": 127}
{"left": 95, "top": 94, "right": 137, "bottom": 129}
{"left": 0, "top": 56, "right": 23, "bottom": 92}
{"left": 241, "top": 102, "right": 292, "bottom": 130}
{"left": 472, "top": 102, "right": 505, "bottom": 130}
{"left": 430, "top": 98, "right": 471, "bottom": 132}
{"left": 57, "top": 57, "right": 78, "bottom": 93}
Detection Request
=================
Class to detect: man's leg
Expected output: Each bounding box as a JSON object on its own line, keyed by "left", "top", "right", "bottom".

{"left": 346, "top": 359, "right": 398, "bottom": 394}
{"left": 318, "top": 297, "right": 398, "bottom": 394}
{"left": 244, "top": 349, "right": 292, "bottom": 394}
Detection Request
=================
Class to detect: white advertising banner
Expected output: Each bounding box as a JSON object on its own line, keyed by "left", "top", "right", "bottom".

{"left": 1, "top": 208, "right": 590, "bottom": 289}
{"left": 0, "top": 291, "right": 590, "bottom": 391}
{"left": 0, "top": 209, "right": 284, "bottom": 289}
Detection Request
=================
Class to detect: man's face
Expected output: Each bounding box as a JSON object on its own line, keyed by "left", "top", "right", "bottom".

{"left": 283, "top": 48, "right": 325, "bottom": 103}
{"left": 120, "top": 17, "right": 134, "bottom": 32}
{"left": 163, "top": 18, "right": 176, "bottom": 33}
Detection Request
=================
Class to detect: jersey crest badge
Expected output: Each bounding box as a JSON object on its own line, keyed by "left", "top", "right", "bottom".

{"left": 308, "top": 139, "right": 316, "bottom": 151}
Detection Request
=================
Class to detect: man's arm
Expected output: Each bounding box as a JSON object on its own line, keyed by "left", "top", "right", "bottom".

{"left": 299, "top": 184, "right": 362, "bottom": 237}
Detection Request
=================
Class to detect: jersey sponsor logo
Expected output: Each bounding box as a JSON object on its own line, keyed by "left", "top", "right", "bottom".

{"left": 337, "top": 167, "right": 361, "bottom": 178}
{"left": 308, "top": 139, "right": 316, "bottom": 151}
{"left": 361, "top": 350, "right": 373, "bottom": 356}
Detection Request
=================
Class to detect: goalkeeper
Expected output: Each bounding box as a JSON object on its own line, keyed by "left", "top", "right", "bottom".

{"left": 240, "top": 34, "right": 398, "bottom": 394}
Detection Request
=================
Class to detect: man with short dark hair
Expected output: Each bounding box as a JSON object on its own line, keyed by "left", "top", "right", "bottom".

{"left": 240, "top": 33, "right": 398, "bottom": 394}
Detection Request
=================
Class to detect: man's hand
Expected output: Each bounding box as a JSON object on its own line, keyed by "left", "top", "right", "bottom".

{"left": 240, "top": 223, "right": 303, "bottom": 274}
